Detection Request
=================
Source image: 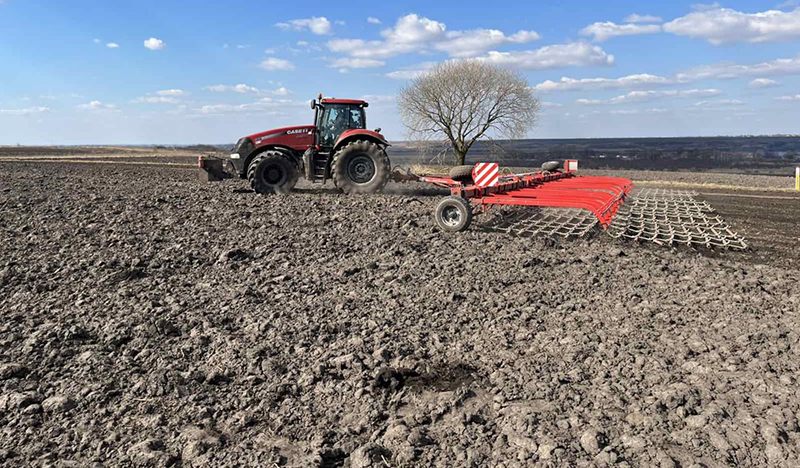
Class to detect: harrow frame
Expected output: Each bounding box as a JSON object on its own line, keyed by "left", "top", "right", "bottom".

{"left": 400, "top": 161, "right": 634, "bottom": 232}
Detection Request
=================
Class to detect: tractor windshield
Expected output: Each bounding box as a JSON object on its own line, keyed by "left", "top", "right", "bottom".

{"left": 318, "top": 104, "right": 366, "bottom": 147}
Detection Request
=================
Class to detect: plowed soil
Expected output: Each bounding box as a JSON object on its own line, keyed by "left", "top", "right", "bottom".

{"left": 2, "top": 158, "right": 800, "bottom": 467}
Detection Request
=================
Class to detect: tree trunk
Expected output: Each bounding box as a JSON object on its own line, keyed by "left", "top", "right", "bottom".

{"left": 455, "top": 149, "right": 466, "bottom": 166}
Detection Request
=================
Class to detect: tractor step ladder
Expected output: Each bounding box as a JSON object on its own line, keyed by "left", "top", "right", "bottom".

{"left": 313, "top": 153, "right": 330, "bottom": 181}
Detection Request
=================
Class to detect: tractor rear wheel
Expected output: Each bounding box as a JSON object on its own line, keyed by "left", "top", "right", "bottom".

{"left": 434, "top": 196, "right": 472, "bottom": 232}
{"left": 248, "top": 151, "right": 299, "bottom": 194}
{"left": 331, "top": 140, "right": 390, "bottom": 194}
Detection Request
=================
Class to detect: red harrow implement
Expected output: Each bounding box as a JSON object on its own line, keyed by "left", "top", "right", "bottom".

{"left": 397, "top": 160, "right": 634, "bottom": 233}
{"left": 395, "top": 160, "right": 748, "bottom": 250}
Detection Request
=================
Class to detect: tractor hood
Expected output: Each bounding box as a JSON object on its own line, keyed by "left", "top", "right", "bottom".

{"left": 246, "top": 125, "right": 315, "bottom": 146}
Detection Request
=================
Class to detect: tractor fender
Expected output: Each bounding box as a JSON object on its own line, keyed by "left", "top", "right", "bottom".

{"left": 243, "top": 145, "right": 300, "bottom": 177}
{"left": 333, "top": 129, "right": 390, "bottom": 152}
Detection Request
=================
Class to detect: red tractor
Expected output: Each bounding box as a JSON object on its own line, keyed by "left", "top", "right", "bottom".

{"left": 218, "top": 95, "right": 391, "bottom": 194}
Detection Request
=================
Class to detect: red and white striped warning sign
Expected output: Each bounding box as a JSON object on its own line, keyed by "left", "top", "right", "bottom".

{"left": 472, "top": 162, "right": 499, "bottom": 187}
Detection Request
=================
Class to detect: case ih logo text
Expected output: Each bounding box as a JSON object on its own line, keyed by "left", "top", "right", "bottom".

{"left": 286, "top": 129, "right": 306, "bottom": 135}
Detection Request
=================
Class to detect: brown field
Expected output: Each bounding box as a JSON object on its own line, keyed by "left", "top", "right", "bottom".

{"left": 1, "top": 147, "right": 800, "bottom": 467}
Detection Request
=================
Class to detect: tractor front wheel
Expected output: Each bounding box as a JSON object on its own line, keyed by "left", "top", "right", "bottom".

{"left": 331, "top": 140, "right": 390, "bottom": 194}
{"left": 248, "top": 151, "right": 299, "bottom": 194}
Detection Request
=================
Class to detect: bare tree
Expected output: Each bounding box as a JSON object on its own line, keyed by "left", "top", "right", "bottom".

{"left": 398, "top": 60, "right": 540, "bottom": 165}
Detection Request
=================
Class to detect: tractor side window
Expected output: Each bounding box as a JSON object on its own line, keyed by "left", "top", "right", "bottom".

{"left": 350, "top": 108, "right": 364, "bottom": 129}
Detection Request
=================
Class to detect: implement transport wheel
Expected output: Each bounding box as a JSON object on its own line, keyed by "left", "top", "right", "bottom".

{"left": 332, "top": 140, "right": 391, "bottom": 194}
{"left": 449, "top": 165, "right": 474, "bottom": 184}
{"left": 248, "top": 151, "right": 299, "bottom": 194}
{"left": 541, "top": 160, "right": 562, "bottom": 172}
{"left": 434, "top": 196, "right": 473, "bottom": 232}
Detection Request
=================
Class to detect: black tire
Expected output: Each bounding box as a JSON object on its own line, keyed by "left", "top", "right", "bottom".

{"left": 434, "top": 196, "right": 472, "bottom": 232}
{"left": 331, "top": 140, "right": 390, "bottom": 194}
{"left": 247, "top": 151, "right": 299, "bottom": 194}
{"left": 541, "top": 161, "right": 562, "bottom": 172}
{"left": 449, "top": 165, "right": 474, "bottom": 183}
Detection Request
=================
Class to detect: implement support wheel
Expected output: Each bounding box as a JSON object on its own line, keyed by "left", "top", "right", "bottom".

{"left": 434, "top": 196, "right": 473, "bottom": 232}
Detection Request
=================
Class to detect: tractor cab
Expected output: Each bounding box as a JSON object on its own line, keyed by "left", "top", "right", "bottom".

{"left": 312, "top": 98, "right": 369, "bottom": 149}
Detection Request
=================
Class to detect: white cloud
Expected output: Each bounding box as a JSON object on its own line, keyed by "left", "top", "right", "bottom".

{"left": 580, "top": 22, "right": 662, "bottom": 42}
{"left": 546, "top": 55, "right": 800, "bottom": 90}
{"left": 276, "top": 17, "right": 332, "bottom": 35}
{"left": 534, "top": 73, "right": 672, "bottom": 92}
{"left": 78, "top": 101, "right": 102, "bottom": 109}
{"left": 749, "top": 78, "right": 779, "bottom": 88}
{"left": 385, "top": 63, "right": 436, "bottom": 80}
{"left": 195, "top": 97, "right": 293, "bottom": 115}
{"left": 677, "top": 88, "right": 722, "bottom": 97}
{"left": 367, "top": 17, "right": 381, "bottom": 24}
{"left": 327, "top": 14, "right": 540, "bottom": 60}
{"left": 77, "top": 101, "right": 116, "bottom": 110}
{"left": 664, "top": 6, "right": 800, "bottom": 45}
{"left": 106, "top": 43, "right": 120, "bottom": 49}
{"left": 606, "top": 90, "right": 661, "bottom": 104}
{"left": 579, "top": 88, "right": 723, "bottom": 106}
{"left": 93, "top": 38, "right": 101, "bottom": 44}
{"left": 205, "top": 84, "right": 288, "bottom": 96}
{"left": 207, "top": 84, "right": 258, "bottom": 93}
{"left": 540, "top": 102, "right": 564, "bottom": 108}
{"left": 331, "top": 57, "right": 385, "bottom": 68}
{"left": 694, "top": 99, "right": 744, "bottom": 107}
{"left": 360, "top": 94, "right": 395, "bottom": 103}
{"left": 143, "top": 37, "right": 166, "bottom": 50}
{"left": 677, "top": 55, "right": 800, "bottom": 81}
{"left": 386, "top": 70, "right": 423, "bottom": 80}
{"left": 260, "top": 57, "right": 295, "bottom": 71}
{"left": 609, "top": 108, "right": 667, "bottom": 115}
{"left": 157, "top": 89, "right": 185, "bottom": 97}
{"left": 777, "top": 94, "right": 800, "bottom": 100}
{"left": 436, "top": 29, "right": 541, "bottom": 58}
{"left": 0, "top": 107, "right": 50, "bottom": 115}
{"left": 624, "top": 14, "right": 663, "bottom": 23}
{"left": 477, "top": 42, "right": 614, "bottom": 70}
{"left": 133, "top": 96, "right": 179, "bottom": 104}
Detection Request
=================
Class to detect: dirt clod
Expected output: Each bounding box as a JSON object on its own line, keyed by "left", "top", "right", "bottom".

{"left": 41, "top": 395, "right": 77, "bottom": 413}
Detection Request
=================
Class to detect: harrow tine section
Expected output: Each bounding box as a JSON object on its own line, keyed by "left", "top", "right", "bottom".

{"left": 480, "top": 207, "right": 598, "bottom": 238}
{"left": 608, "top": 189, "right": 748, "bottom": 250}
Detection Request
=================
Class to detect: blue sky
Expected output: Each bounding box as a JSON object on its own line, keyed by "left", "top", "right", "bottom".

{"left": 2, "top": 0, "right": 800, "bottom": 144}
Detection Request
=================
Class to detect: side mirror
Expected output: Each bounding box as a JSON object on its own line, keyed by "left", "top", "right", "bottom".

{"left": 374, "top": 128, "right": 382, "bottom": 133}
{"left": 309, "top": 99, "right": 316, "bottom": 109}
